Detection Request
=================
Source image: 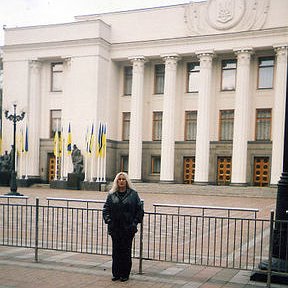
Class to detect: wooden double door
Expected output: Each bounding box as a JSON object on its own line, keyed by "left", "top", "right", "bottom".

{"left": 47, "top": 153, "right": 61, "bottom": 182}
{"left": 183, "top": 156, "right": 269, "bottom": 186}
{"left": 253, "top": 157, "right": 270, "bottom": 187}
{"left": 217, "top": 157, "right": 232, "bottom": 185}
{"left": 183, "top": 157, "right": 195, "bottom": 184}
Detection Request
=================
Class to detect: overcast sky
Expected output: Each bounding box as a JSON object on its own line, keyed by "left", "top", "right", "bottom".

{"left": 0, "top": 0, "right": 204, "bottom": 46}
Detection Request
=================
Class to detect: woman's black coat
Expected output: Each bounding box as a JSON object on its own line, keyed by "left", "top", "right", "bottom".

{"left": 103, "top": 188, "right": 144, "bottom": 237}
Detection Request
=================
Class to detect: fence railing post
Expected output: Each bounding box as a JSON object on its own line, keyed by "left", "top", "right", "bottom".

{"left": 35, "top": 198, "right": 39, "bottom": 262}
{"left": 267, "top": 210, "right": 275, "bottom": 287}
{"left": 139, "top": 219, "right": 144, "bottom": 274}
{"left": 139, "top": 201, "right": 144, "bottom": 274}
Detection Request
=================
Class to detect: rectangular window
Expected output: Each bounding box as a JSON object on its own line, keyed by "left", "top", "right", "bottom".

{"left": 50, "top": 109, "right": 62, "bottom": 138}
{"left": 185, "top": 111, "right": 197, "bottom": 141}
{"left": 151, "top": 156, "right": 161, "bottom": 174}
{"left": 122, "top": 112, "right": 130, "bottom": 141}
{"left": 219, "top": 110, "right": 234, "bottom": 141}
{"left": 221, "top": 59, "right": 236, "bottom": 91}
{"left": 123, "top": 66, "right": 132, "bottom": 95}
{"left": 255, "top": 109, "right": 272, "bottom": 141}
{"left": 154, "top": 64, "right": 165, "bottom": 94}
{"left": 120, "top": 155, "right": 129, "bottom": 173}
{"left": 152, "top": 111, "right": 162, "bottom": 141}
{"left": 187, "top": 62, "right": 200, "bottom": 92}
{"left": 51, "top": 62, "right": 63, "bottom": 92}
{"left": 258, "top": 57, "right": 274, "bottom": 89}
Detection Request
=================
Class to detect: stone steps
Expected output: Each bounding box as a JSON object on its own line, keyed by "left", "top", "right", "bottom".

{"left": 132, "top": 182, "right": 277, "bottom": 198}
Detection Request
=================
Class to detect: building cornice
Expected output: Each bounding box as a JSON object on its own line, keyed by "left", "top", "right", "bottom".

{"left": 110, "top": 27, "right": 288, "bottom": 60}
{"left": 2, "top": 37, "right": 111, "bottom": 53}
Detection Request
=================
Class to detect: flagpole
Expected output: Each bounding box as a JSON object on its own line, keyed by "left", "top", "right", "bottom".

{"left": 20, "top": 127, "right": 24, "bottom": 179}
{"left": 19, "top": 127, "right": 23, "bottom": 179}
{"left": 19, "top": 148, "right": 23, "bottom": 179}
{"left": 90, "top": 123, "right": 95, "bottom": 182}
{"left": 96, "top": 156, "right": 100, "bottom": 182}
{"left": 96, "top": 122, "right": 101, "bottom": 182}
{"left": 54, "top": 120, "right": 59, "bottom": 181}
{"left": 99, "top": 157, "right": 102, "bottom": 182}
{"left": 66, "top": 122, "right": 72, "bottom": 179}
{"left": 103, "top": 123, "right": 107, "bottom": 182}
{"left": 84, "top": 125, "right": 89, "bottom": 182}
{"left": 25, "top": 153, "right": 28, "bottom": 179}
{"left": 54, "top": 145, "right": 58, "bottom": 180}
{"left": 60, "top": 135, "right": 65, "bottom": 180}
{"left": 24, "top": 123, "right": 28, "bottom": 180}
{"left": 15, "top": 138, "right": 18, "bottom": 179}
{"left": 90, "top": 156, "right": 94, "bottom": 182}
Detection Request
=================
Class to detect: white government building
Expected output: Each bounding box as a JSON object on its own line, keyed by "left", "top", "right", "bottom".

{"left": 1, "top": 0, "right": 288, "bottom": 186}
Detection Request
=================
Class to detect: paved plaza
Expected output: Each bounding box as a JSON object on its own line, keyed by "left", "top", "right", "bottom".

{"left": 0, "top": 184, "right": 286, "bottom": 288}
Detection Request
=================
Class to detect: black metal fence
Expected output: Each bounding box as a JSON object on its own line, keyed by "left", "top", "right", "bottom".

{"left": 0, "top": 196, "right": 287, "bottom": 286}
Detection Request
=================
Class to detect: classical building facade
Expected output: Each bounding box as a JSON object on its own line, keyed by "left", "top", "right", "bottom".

{"left": 1, "top": 0, "right": 288, "bottom": 186}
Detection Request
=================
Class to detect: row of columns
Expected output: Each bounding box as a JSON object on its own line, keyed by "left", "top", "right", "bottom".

{"left": 25, "top": 46, "right": 287, "bottom": 184}
{"left": 128, "top": 46, "right": 288, "bottom": 185}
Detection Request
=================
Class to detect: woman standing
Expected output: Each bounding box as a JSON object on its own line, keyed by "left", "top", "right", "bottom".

{"left": 103, "top": 172, "right": 144, "bottom": 282}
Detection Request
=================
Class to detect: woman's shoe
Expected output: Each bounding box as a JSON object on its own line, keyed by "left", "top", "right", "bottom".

{"left": 112, "top": 276, "right": 120, "bottom": 281}
{"left": 120, "top": 277, "right": 129, "bottom": 282}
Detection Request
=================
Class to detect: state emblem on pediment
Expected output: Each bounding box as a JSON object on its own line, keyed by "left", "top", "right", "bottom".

{"left": 184, "top": 0, "right": 270, "bottom": 35}
{"left": 208, "top": 0, "right": 245, "bottom": 28}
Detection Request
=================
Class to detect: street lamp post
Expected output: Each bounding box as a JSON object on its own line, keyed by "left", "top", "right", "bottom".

{"left": 4, "top": 103, "right": 25, "bottom": 196}
{"left": 270, "top": 66, "right": 288, "bottom": 272}
{"left": 251, "top": 65, "right": 288, "bottom": 283}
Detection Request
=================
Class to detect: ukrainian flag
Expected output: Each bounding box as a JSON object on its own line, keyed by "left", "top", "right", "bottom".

{"left": 67, "top": 123, "right": 72, "bottom": 155}
{"left": 96, "top": 123, "right": 102, "bottom": 157}
{"left": 24, "top": 126, "right": 28, "bottom": 153}
{"left": 89, "top": 123, "right": 95, "bottom": 154}
{"left": 100, "top": 123, "right": 107, "bottom": 158}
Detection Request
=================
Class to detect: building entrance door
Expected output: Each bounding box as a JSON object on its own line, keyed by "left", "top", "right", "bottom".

{"left": 253, "top": 157, "right": 270, "bottom": 187}
{"left": 217, "top": 157, "right": 232, "bottom": 185}
{"left": 183, "top": 157, "right": 195, "bottom": 184}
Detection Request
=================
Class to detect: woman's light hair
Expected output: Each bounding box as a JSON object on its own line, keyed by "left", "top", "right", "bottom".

{"left": 109, "top": 172, "right": 134, "bottom": 193}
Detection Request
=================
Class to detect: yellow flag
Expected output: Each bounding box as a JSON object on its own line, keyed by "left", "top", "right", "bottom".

{"left": 53, "top": 131, "right": 59, "bottom": 157}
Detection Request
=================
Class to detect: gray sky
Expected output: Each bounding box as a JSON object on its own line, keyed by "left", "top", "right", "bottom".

{"left": 0, "top": 0, "right": 203, "bottom": 46}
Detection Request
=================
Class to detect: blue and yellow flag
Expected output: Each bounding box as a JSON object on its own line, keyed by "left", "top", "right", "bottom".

{"left": 24, "top": 126, "right": 28, "bottom": 153}
{"left": 67, "top": 123, "right": 72, "bottom": 155}
{"left": 88, "top": 123, "right": 95, "bottom": 154}
{"left": 85, "top": 127, "right": 89, "bottom": 154}
{"left": 96, "top": 123, "right": 102, "bottom": 157}
{"left": 100, "top": 123, "right": 107, "bottom": 158}
{"left": 59, "top": 131, "right": 63, "bottom": 156}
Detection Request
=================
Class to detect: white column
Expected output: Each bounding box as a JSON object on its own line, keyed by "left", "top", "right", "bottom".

{"left": 62, "top": 58, "right": 72, "bottom": 178}
{"left": 231, "top": 48, "right": 253, "bottom": 185}
{"left": 28, "top": 60, "right": 42, "bottom": 176}
{"left": 194, "top": 52, "right": 214, "bottom": 184}
{"left": 271, "top": 45, "right": 288, "bottom": 185}
{"left": 128, "top": 56, "right": 145, "bottom": 181}
{"left": 160, "top": 54, "right": 179, "bottom": 182}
